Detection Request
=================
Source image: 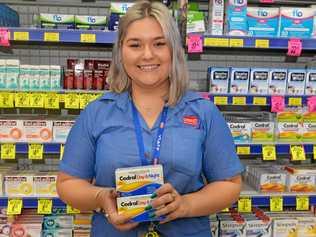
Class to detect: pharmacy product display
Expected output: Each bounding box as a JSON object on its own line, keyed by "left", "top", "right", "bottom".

{"left": 0, "top": 4, "right": 19, "bottom": 27}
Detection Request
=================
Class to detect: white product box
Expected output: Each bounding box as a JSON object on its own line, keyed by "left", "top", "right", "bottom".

{"left": 29, "top": 65, "right": 40, "bottom": 90}
{"left": 259, "top": 172, "right": 287, "bottom": 192}
{"left": 0, "top": 59, "right": 6, "bottom": 89}
{"left": 297, "top": 216, "right": 316, "bottom": 237}
{"left": 249, "top": 68, "right": 269, "bottom": 94}
{"left": 39, "top": 65, "right": 51, "bottom": 90}
{"left": 208, "top": 67, "right": 230, "bottom": 94}
{"left": 4, "top": 173, "right": 34, "bottom": 197}
{"left": 53, "top": 120, "right": 74, "bottom": 143}
{"left": 50, "top": 65, "right": 62, "bottom": 90}
{"left": 110, "top": 3, "right": 134, "bottom": 14}
{"left": 251, "top": 122, "right": 274, "bottom": 142}
{"left": 22, "top": 120, "right": 53, "bottom": 143}
{"left": 0, "top": 119, "right": 24, "bottom": 142}
{"left": 268, "top": 69, "right": 287, "bottom": 95}
{"left": 5, "top": 59, "right": 19, "bottom": 89}
{"left": 302, "top": 121, "right": 316, "bottom": 142}
{"left": 287, "top": 69, "right": 306, "bottom": 95}
{"left": 19, "top": 65, "right": 31, "bottom": 90}
{"left": 246, "top": 218, "right": 272, "bottom": 237}
{"left": 220, "top": 219, "right": 246, "bottom": 237}
{"left": 225, "top": 0, "right": 248, "bottom": 36}
{"left": 42, "top": 229, "right": 73, "bottom": 237}
{"left": 33, "top": 174, "right": 57, "bottom": 197}
{"left": 305, "top": 69, "right": 316, "bottom": 95}
{"left": 286, "top": 173, "right": 316, "bottom": 192}
{"left": 43, "top": 215, "right": 74, "bottom": 229}
{"left": 208, "top": 0, "right": 224, "bottom": 35}
{"left": 272, "top": 218, "right": 298, "bottom": 237}
{"left": 230, "top": 68, "right": 250, "bottom": 94}
{"left": 277, "top": 122, "right": 302, "bottom": 142}
{"left": 228, "top": 122, "right": 251, "bottom": 143}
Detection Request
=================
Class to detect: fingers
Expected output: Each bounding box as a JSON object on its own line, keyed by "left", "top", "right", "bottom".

{"left": 154, "top": 183, "right": 174, "bottom": 197}
{"left": 106, "top": 212, "right": 139, "bottom": 231}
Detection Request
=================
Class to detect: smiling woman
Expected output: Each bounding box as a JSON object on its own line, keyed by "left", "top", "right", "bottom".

{"left": 57, "top": 1, "right": 244, "bottom": 237}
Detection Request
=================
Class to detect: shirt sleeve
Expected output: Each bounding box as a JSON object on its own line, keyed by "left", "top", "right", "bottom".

{"left": 202, "top": 101, "right": 244, "bottom": 182}
{"left": 59, "top": 106, "right": 96, "bottom": 179}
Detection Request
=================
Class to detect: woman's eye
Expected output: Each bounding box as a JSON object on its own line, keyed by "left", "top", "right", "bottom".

{"left": 129, "top": 44, "right": 140, "bottom": 48}
{"left": 155, "top": 42, "right": 166, "bottom": 47}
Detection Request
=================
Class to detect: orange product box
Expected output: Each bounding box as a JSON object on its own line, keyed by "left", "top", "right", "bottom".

{"left": 0, "top": 120, "right": 24, "bottom": 142}
{"left": 22, "top": 120, "right": 53, "bottom": 143}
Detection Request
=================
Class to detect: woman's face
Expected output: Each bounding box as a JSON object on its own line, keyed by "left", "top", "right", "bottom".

{"left": 121, "top": 17, "right": 172, "bottom": 90}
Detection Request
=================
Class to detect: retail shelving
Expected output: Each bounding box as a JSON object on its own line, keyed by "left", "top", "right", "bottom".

{"left": 0, "top": 197, "right": 65, "bottom": 209}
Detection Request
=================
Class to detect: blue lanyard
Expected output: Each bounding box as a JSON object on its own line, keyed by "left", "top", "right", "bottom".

{"left": 131, "top": 102, "right": 168, "bottom": 166}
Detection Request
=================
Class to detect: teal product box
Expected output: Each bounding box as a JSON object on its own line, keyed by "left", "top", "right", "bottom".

{"left": 225, "top": 0, "right": 248, "bottom": 36}
{"left": 208, "top": 67, "right": 230, "bottom": 94}
{"left": 287, "top": 69, "right": 306, "bottom": 95}
{"left": 306, "top": 69, "right": 316, "bottom": 95}
{"left": 268, "top": 69, "right": 287, "bottom": 95}
{"left": 42, "top": 229, "right": 72, "bottom": 237}
{"left": 39, "top": 65, "right": 51, "bottom": 91}
{"left": 37, "top": 13, "right": 74, "bottom": 29}
{"left": 50, "top": 65, "right": 62, "bottom": 90}
{"left": 0, "top": 60, "right": 6, "bottom": 89}
{"left": 249, "top": 68, "right": 269, "bottom": 94}
{"left": 75, "top": 15, "right": 107, "bottom": 30}
{"left": 187, "top": 11, "right": 205, "bottom": 33}
{"left": 279, "top": 8, "right": 314, "bottom": 38}
{"left": 19, "top": 65, "right": 30, "bottom": 90}
{"left": 43, "top": 216, "right": 73, "bottom": 229}
{"left": 230, "top": 67, "right": 250, "bottom": 94}
{"left": 29, "top": 65, "right": 40, "bottom": 90}
{"left": 247, "top": 7, "right": 279, "bottom": 37}
{"left": 5, "top": 59, "right": 19, "bottom": 89}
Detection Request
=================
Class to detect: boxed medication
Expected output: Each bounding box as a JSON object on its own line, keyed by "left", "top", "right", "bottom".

{"left": 29, "top": 65, "right": 40, "bottom": 91}
{"left": 22, "top": 120, "right": 53, "bottom": 143}
{"left": 208, "top": 67, "right": 230, "bottom": 94}
{"left": 5, "top": 59, "right": 19, "bottom": 89}
{"left": 19, "top": 65, "right": 31, "bottom": 90}
{"left": 75, "top": 15, "right": 107, "bottom": 30}
{"left": 227, "top": 122, "right": 251, "bottom": 143}
{"left": 52, "top": 120, "right": 75, "bottom": 143}
{"left": 42, "top": 229, "right": 73, "bottom": 237}
{"left": 245, "top": 216, "right": 272, "bottom": 237}
{"left": 259, "top": 171, "right": 287, "bottom": 192}
{"left": 268, "top": 68, "right": 287, "bottom": 95}
{"left": 33, "top": 173, "right": 57, "bottom": 197}
{"left": 272, "top": 218, "right": 298, "bottom": 237}
{"left": 230, "top": 68, "right": 250, "bottom": 94}
{"left": 251, "top": 122, "right": 274, "bottom": 142}
{"left": 10, "top": 223, "right": 42, "bottom": 237}
{"left": 305, "top": 69, "right": 316, "bottom": 95}
{"left": 36, "top": 13, "right": 75, "bottom": 29}
{"left": 208, "top": 0, "right": 224, "bottom": 35}
{"left": 297, "top": 216, "right": 316, "bottom": 237}
{"left": 4, "top": 172, "right": 34, "bottom": 197}
{"left": 225, "top": 0, "right": 248, "bottom": 36}
{"left": 286, "top": 173, "right": 316, "bottom": 192}
{"left": 209, "top": 215, "right": 219, "bottom": 237}
{"left": 249, "top": 68, "right": 269, "bottom": 94}
{"left": 38, "top": 65, "right": 51, "bottom": 91}
{"left": 0, "top": 59, "right": 6, "bottom": 89}
{"left": 279, "top": 7, "right": 314, "bottom": 38}
{"left": 187, "top": 11, "right": 205, "bottom": 33}
{"left": 219, "top": 218, "right": 246, "bottom": 237}
{"left": 0, "top": 119, "right": 23, "bottom": 142}
{"left": 247, "top": 7, "right": 279, "bottom": 37}
{"left": 108, "top": 3, "right": 134, "bottom": 31}
{"left": 50, "top": 65, "right": 62, "bottom": 90}
{"left": 43, "top": 215, "right": 73, "bottom": 229}
{"left": 302, "top": 111, "right": 316, "bottom": 142}
{"left": 287, "top": 69, "right": 306, "bottom": 95}
{"left": 277, "top": 121, "right": 302, "bottom": 141}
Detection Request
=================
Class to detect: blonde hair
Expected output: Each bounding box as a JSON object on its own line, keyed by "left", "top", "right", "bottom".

{"left": 107, "top": 0, "right": 189, "bottom": 106}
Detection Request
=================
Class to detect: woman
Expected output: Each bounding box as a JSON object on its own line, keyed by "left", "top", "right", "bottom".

{"left": 57, "top": 1, "right": 244, "bottom": 236}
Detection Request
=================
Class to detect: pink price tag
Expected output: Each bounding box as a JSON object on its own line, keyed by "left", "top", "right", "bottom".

{"left": 188, "top": 35, "right": 203, "bottom": 53}
{"left": 307, "top": 96, "right": 316, "bottom": 112}
{"left": 259, "top": 0, "right": 274, "bottom": 3}
{"left": 0, "top": 28, "right": 10, "bottom": 47}
{"left": 271, "top": 96, "right": 285, "bottom": 112}
{"left": 287, "top": 38, "right": 302, "bottom": 57}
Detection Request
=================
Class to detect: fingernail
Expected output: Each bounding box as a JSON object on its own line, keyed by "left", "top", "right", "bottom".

{"left": 150, "top": 193, "right": 157, "bottom": 199}
{"left": 145, "top": 205, "right": 152, "bottom": 211}
{"left": 149, "top": 213, "right": 156, "bottom": 218}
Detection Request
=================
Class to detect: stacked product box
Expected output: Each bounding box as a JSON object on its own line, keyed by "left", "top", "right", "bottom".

{"left": 187, "top": 2, "right": 205, "bottom": 34}
{"left": 268, "top": 68, "right": 288, "bottom": 95}
{"left": 230, "top": 68, "right": 250, "bottom": 94}
{"left": 108, "top": 2, "right": 134, "bottom": 31}
{"left": 305, "top": 69, "right": 316, "bottom": 95}
{"left": 287, "top": 69, "right": 306, "bottom": 95}
{"left": 225, "top": 0, "right": 248, "bottom": 36}
{"left": 249, "top": 68, "right": 269, "bottom": 94}
{"left": 284, "top": 166, "right": 316, "bottom": 193}
{"left": 73, "top": 213, "right": 92, "bottom": 237}
{"left": 0, "top": 4, "right": 19, "bottom": 27}
{"left": 42, "top": 215, "right": 73, "bottom": 237}
{"left": 34, "top": 13, "right": 75, "bottom": 29}
{"left": 208, "top": 67, "right": 230, "bottom": 94}
{"left": 75, "top": 15, "right": 107, "bottom": 30}
{"left": 302, "top": 111, "right": 316, "bottom": 142}
{"left": 276, "top": 108, "right": 303, "bottom": 142}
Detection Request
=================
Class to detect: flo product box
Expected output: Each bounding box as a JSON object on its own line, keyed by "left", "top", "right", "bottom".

{"left": 33, "top": 173, "right": 57, "bottom": 197}
{"left": 108, "top": 3, "right": 134, "bottom": 31}
{"left": 6, "top": 59, "right": 19, "bottom": 89}
{"left": 115, "top": 165, "right": 163, "bottom": 197}
{"left": 36, "top": 13, "right": 74, "bottom": 29}
{"left": 230, "top": 68, "right": 250, "bottom": 94}
{"left": 251, "top": 122, "right": 274, "bottom": 142}
{"left": 225, "top": 0, "right": 248, "bottom": 36}
{"left": 287, "top": 69, "right": 306, "bottom": 95}
{"left": 279, "top": 7, "right": 314, "bottom": 38}
{"left": 117, "top": 194, "right": 164, "bottom": 223}
{"left": 305, "top": 69, "right": 316, "bottom": 95}
{"left": 0, "top": 119, "right": 23, "bottom": 142}
{"left": 227, "top": 123, "right": 251, "bottom": 143}
{"left": 249, "top": 68, "right": 269, "bottom": 94}
{"left": 22, "top": 120, "right": 53, "bottom": 143}
{"left": 75, "top": 15, "right": 107, "bottom": 30}
{"left": 208, "top": 0, "right": 224, "bottom": 35}
{"left": 247, "top": 7, "right": 279, "bottom": 37}
{"left": 208, "top": 67, "right": 230, "bottom": 94}
{"left": 53, "top": 120, "right": 75, "bottom": 143}
{"left": 268, "top": 69, "right": 287, "bottom": 95}
{"left": 4, "top": 173, "right": 34, "bottom": 197}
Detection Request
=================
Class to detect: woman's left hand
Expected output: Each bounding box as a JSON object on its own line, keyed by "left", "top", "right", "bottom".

{"left": 150, "top": 183, "right": 190, "bottom": 224}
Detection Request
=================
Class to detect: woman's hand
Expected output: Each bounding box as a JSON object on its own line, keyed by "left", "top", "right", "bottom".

{"left": 150, "top": 183, "right": 190, "bottom": 224}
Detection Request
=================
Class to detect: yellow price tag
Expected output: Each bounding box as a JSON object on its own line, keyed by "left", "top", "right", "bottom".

{"left": 66, "top": 205, "right": 80, "bottom": 214}
{"left": 80, "top": 33, "right": 96, "bottom": 43}
{"left": 0, "top": 92, "right": 14, "bottom": 108}
{"left": 290, "top": 145, "right": 306, "bottom": 161}
{"left": 28, "top": 144, "right": 44, "bottom": 160}
{"left": 237, "top": 146, "right": 250, "bottom": 155}
{"left": 221, "top": 208, "right": 229, "bottom": 212}
{"left": 232, "top": 97, "right": 246, "bottom": 105}
{"left": 270, "top": 196, "right": 283, "bottom": 212}
{"left": 296, "top": 196, "right": 309, "bottom": 211}
{"left": 7, "top": 199, "right": 23, "bottom": 215}
{"left": 255, "top": 39, "right": 269, "bottom": 48}
{"left": 1, "top": 144, "right": 15, "bottom": 160}
{"left": 30, "top": 93, "right": 44, "bottom": 108}
{"left": 13, "top": 32, "right": 29, "bottom": 41}
{"left": 60, "top": 144, "right": 64, "bottom": 160}
{"left": 45, "top": 93, "right": 60, "bottom": 109}
{"left": 262, "top": 145, "right": 276, "bottom": 161}
{"left": 229, "top": 39, "right": 244, "bottom": 47}
{"left": 204, "top": 38, "right": 229, "bottom": 47}
{"left": 314, "top": 145, "right": 316, "bottom": 160}
{"left": 64, "top": 93, "right": 80, "bottom": 109}
{"left": 253, "top": 97, "right": 267, "bottom": 105}
{"left": 79, "top": 94, "right": 90, "bottom": 109}
{"left": 37, "top": 199, "right": 52, "bottom": 214}
{"left": 288, "top": 97, "right": 302, "bottom": 107}
{"left": 238, "top": 197, "right": 252, "bottom": 213}
{"left": 214, "top": 96, "right": 228, "bottom": 105}
{"left": 15, "top": 93, "right": 30, "bottom": 107}
{"left": 44, "top": 32, "right": 59, "bottom": 42}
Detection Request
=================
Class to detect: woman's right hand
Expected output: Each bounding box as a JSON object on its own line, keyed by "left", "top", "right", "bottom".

{"left": 101, "top": 189, "right": 139, "bottom": 231}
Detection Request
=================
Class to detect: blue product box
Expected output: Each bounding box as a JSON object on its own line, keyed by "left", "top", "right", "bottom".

{"left": 249, "top": 68, "right": 269, "bottom": 94}
{"left": 208, "top": 67, "right": 230, "bottom": 94}
{"left": 230, "top": 67, "right": 250, "bottom": 94}
{"left": 287, "top": 69, "right": 306, "bottom": 95}
{"left": 225, "top": 0, "right": 248, "bottom": 36}
{"left": 269, "top": 68, "right": 287, "bottom": 95}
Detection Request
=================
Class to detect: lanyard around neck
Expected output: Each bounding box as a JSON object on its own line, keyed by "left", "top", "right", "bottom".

{"left": 131, "top": 102, "right": 168, "bottom": 166}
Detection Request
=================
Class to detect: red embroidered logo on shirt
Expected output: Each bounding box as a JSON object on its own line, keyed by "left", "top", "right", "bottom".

{"left": 183, "top": 116, "right": 199, "bottom": 127}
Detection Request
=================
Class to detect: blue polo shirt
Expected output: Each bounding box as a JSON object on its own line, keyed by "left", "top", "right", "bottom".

{"left": 59, "top": 91, "right": 244, "bottom": 237}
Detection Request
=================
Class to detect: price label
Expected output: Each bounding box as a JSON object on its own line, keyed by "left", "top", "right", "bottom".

{"left": 188, "top": 34, "right": 203, "bottom": 53}
{"left": 15, "top": 92, "right": 30, "bottom": 107}
{"left": 80, "top": 33, "right": 96, "bottom": 43}
{"left": 262, "top": 145, "right": 276, "bottom": 161}
{"left": 270, "top": 196, "right": 283, "bottom": 212}
{"left": 37, "top": 199, "right": 52, "bottom": 214}
{"left": 290, "top": 145, "right": 306, "bottom": 161}
{"left": 288, "top": 97, "right": 302, "bottom": 107}
{"left": 214, "top": 96, "right": 228, "bottom": 105}
{"left": 28, "top": 144, "right": 44, "bottom": 160}
{"left": 287, "top": 38, "right": 302, "bottom": 57}
{"left": 44, "top": 32, "right": 60, "bottom": 42}
{"left": 255, "top": 39, "right": 269, "bottom": 48}
{"left": 64, "top": 93, "right": 80, "bottom": 109}
{"left": 7, "top": 199, "right": 23, "bottom": 215}
{"left": 60, "top": 144, "right": 64, "bottom": 160}
{"left": 296, "top": 196, "right": 309, "bottom": 211}
{"left": 271, "top": 96, "right": 285, "bottom": 112}
{"left": 238, "top": 197, "right": 252, "bottom": 213}
{"left": 253, "top": 97, "right": 267, "bottom": 105}
{"left": 232, "top": 97, "right": 246, "bottom": 105}
{"left": 204, "top": 38, "right": 229, "bottom": 47}
{"left": 0, "top": 92, "right": 14, "bottom": 108}
{"left": 45, "top": 93, "right": 60, "bottom": 109}
{"left": 229, "top": 39, "right": 244, "bottom": 48}
{"left": 66, "top": 205, "right": 80, "bottom": 214}
{"left": 0, "top": 28, "right": 10, "bottom": 47}
{"left": 13, "top": 32, "right": 29, "bottom": 41}
{"left": 314, "top": 145, "right": 316, "bottom": 160}
{"left": 237, "top": 146, "right": 250, "bottom": 155}
{"left": 30, "top": 93, "right": 44, "bottom": 108}
{"left": 1, "top": 144, "right": 15, "bottom": 160}
{"left": 79, "top": 94, "right": 90, "bottom": 109}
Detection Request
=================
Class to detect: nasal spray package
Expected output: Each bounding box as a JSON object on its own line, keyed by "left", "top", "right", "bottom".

{"left": 115, "top": 165, "right": 164, "bottom": 222}
{"left": 249, "top": 68, "right": 269, "bottom": 94}
{"left": 225, "top": 0, "right": 248, "bottom": 36}
{"left": 208, "top": 67, "right": 230, "bottom": 94}
{"left": 287, "top": 69, "right": 306, "bottom": 95}
{"left": 268, "top": 69, "right": 287, "bottom": 95}
{"left": 230, "top": 68, "right": 250, "bottom": 94}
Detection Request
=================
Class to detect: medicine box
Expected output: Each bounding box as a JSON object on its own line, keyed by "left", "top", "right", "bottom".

{"left": 272, "top": 218, "right": 298, "bottom": 237}
{"left": 230, "top": 68, "right": 250, "bottom": 94}
{"left": 0, "top": 59, "right": 6, "bottom": 89}
{"left": 75, "top": 15, "right": 107, "bottom": 30}
{"left": 4, "top": 172, "right": 34, "bottom": 197}
{"left": 22, "top": 120, "right": 53, "bottom": 143}
{"left": 251, "top": 122, "right": 274, "bottom": 142}
{"left": 208, "top": 67, "right": 230, "bottom": 94}
{"left": 227, "top": 122, "right": 251, "bottom": 143}
{"left": 305, "top": 69, "right": 316, "bottom": 95}
{"left": 0, "top": 119, "right": 24, "bottom": 142}
{"left": 33, "top": 173, "right": 57, "bottom": 197}
{"left": 287, "top": 69, "right": 306, "bottom": 95}
{"left": 225, "top": 0, "right": 248, "bottom": 36}
{"left": 249, "top": 68, "right": 269, "bottom": 94}
{"left": 268, "top": 68, "right": 287, "bottom": 95}
{"left": 37, "top": 13, "right": 75, "bottom": 29}
{"left": 208, "top": 0, "right": 224, "bottom": 35}
{"left": 52, "top": 120, "right": 75, "bottom": 143}
{"left": 5, "top": 59, "right": 19, "bottom": 89}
